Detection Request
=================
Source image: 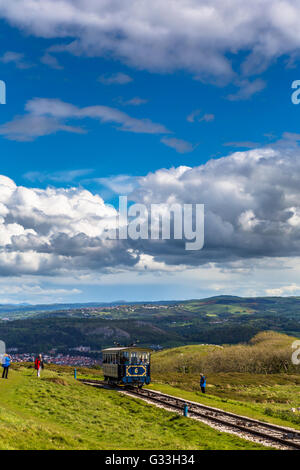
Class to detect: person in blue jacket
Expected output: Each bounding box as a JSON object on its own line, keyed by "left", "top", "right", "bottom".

{"left": 200, "top": 373, "right": 206, "bottom": 394}
{"left": 2, "top": 354, "right": 11, "bottom": 379}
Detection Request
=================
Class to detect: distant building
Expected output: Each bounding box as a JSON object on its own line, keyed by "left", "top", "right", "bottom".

{"left": 150, "top": 344, "right": 163, "bottom": 351}
{"left": 71, "top": 346, "right": 91, "bottom": 352}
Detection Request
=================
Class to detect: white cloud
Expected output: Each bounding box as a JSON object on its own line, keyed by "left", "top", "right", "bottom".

{"left": 226, "top": 79, "right": 266, "bottom": 101}
{"left": 23, "top": 169, "right": 94, "bottom": 183}
{"left": 0, "top": 98, "right": 170, "bottom": 141}
{"left": 0, "top": 284, "right": 81, "bottom": 296}
{"left": 2, "top": 136, "right": 300, "bottom": 279}
{"left": 223, "top": 141, "right": 259, "bottom": 149}
{"left": 0, "top": 280, "right": 82, "bottom": 304}
{"left": 187, "top": 110, "right": 215, "bottom": 123}
{"left": 161, "top": 137, "right": 196, "bottom": 153}
{"left": 117, "top": 97, "right": 148, "bottom": 106}
{"left": 1, "top": 1, "right": 300, "bottom": 83}
{"left": 187, "top": 110, "right": 201, "bottom": 123}
{"left": 96, "top": 175, "right": 139, "bottom": 195}
{"left": 40, "top": 52, "right": 63, "bottom": 70}
{"left": 0, "top": 114, "right": 85, "bottom": 142}
{"left": 98, "top": 72, "right": 133, "bottom": 85}
{"left": 201, "top": 114, "right": 215, "bottom": 122}
{"left": 265, "top": 284, "right": 300, "bottom": 296}
{"left": 0, "top": 175, "right": 135, "bottom": 275}
{"left": 0, "top": 51, "right": 33, "bottom": 69}
{"left": 131, "top": 138, "right": 300, "bottom": 266}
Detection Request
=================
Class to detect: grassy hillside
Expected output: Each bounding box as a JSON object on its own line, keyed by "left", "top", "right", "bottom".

{"left": 1, "top": 331, "right": 299, "bottom": 450}
{"left": 151, "top": 332, "right": 300, "bottom": 429}
{"left": 0, "top": 366, "right": 267, "bottom": 450}
{"left": 152, "top": 331, "right": 299, "bottom": 375}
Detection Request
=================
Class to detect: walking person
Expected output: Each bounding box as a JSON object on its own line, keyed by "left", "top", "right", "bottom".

{"left": 200, "top": 373, "right": 206, "bottom": 394}
{"left": 35, "top": 354, "right": 44, "bottom": 378}
{"left": 2, "top": 354, "right": 11, "bottom": 379}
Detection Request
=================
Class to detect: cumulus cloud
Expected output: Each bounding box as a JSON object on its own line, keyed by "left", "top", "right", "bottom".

{"left": 2, "top": 139, "right": 300, "bottom": 277}
{"left": 0, "top": 175, "right": 137, "bottom": 275}
{"left": 0, "top": 98, "right": 170, "bottom": 141}
{"left": 0, "top": 1, "right": 300, "bottom": 83}
{"left": 130, "top": 141, "right": 300, "bottom": 266}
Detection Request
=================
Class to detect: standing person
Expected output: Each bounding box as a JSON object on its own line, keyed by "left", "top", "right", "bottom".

{"left": 35, "top": 354, "right": 44, "bottom": 378}
{"left": 2, "top": 354, "right": 11, "bottom": 379}
{"left": 200, "top": 373, "right": 206, "bottom": 394}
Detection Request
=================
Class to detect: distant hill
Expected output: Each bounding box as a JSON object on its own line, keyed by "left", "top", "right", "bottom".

{"left": 0, "top": 296, "right": 300, "bottom": 353}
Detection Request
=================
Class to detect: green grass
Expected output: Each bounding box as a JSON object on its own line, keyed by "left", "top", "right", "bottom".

{"left": 0, "top": 367, "right": 268, "bottom": 450}
{"left": 147, "top": 380, "right": 300, "bottom": 430}
{"left": 180, "top": 303, "right": 254, "bottom": 315}
{"left": 150, "top": 334, "right": 300, "bottom": 429}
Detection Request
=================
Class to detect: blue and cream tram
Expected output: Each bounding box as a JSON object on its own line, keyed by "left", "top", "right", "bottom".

{"left": 102, "top": 346, "right": 152, "bottom": 387}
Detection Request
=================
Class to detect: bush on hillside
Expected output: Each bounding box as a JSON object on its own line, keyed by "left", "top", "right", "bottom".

{"left": 152, "top": 332, "right": 300, "bottom": 375}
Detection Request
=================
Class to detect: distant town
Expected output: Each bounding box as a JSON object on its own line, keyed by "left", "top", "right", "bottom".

{"left": 8, "top": 346, "right": 100, "bottom": 367}
{"left": 9, "top": 352, "right": 100, "bottom": 367}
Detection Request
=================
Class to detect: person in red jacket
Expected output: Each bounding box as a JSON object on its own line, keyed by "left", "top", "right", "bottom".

{"left": 35, "top": 354, "right": 44, "bottom": 377}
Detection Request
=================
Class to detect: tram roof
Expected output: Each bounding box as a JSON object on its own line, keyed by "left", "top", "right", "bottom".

{"left": 101, "top": 346, "right": 152, "bottom": 353}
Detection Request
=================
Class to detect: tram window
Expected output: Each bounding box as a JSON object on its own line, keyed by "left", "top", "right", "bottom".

{"left": 141, "top": 353, "right": 149, "bottom": 363}
{"left": 130, "top": 352, "right": 137, "bottom": 364}
{"left": 120, "top": 353, "right": 127, "bottom": 364}
{"left": 130, "top": 352, "right": 146, "bottom": 364}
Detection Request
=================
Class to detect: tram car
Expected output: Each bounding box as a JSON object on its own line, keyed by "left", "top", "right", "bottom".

{"left": 102, "top": 346, "right": 152, "bottom": 387}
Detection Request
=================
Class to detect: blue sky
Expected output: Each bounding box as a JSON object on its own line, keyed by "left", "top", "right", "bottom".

{"left": 1, "top": 16, "right": 298, "bottom": 189}
{"left": 1, "top": 2, "right": 300, "bottom": 303}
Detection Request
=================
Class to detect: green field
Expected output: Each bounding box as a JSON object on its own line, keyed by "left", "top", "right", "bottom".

{"left": 150, "top": 332, "right": 300, "bottom": 429}
{"left": 0, "top": 366, "right": 268, "bottom": 450}
{"left": 0, "top": 330, "right": 299, "bottom": 449}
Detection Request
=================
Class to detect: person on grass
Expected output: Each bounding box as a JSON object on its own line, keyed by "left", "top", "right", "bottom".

{"left": 35, "top": 354, "right": 44, "bottom": 378}
{"left": 2, "top": 354, "right": 11, "bottom": 379}
{"left": 200, "top": 373, "right": 206, "bottom": 393}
